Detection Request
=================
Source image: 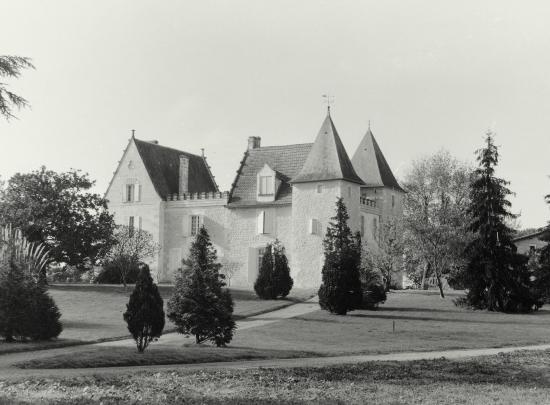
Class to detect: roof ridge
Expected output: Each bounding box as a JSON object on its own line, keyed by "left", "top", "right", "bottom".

{"left": 134, "top": 138, "right": 202, "bottom": 158}
{"left": 252, "top": 142, "right": 313, "bottom": 150}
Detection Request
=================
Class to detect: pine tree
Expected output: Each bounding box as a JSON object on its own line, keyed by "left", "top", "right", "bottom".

{"left": 254, "top": 239, "right": 293, "bottom": 299}
{"left": 123, "top": 264, "right": 165, "bottom": 352}
{"left": 167, "top": 227, "right": 235, "bottom": 346}
{"left": 461, "top": 132, "right": 540, "bottom": 312}
{"left": 318, "top": 198, "right": 362, "bottom": 315}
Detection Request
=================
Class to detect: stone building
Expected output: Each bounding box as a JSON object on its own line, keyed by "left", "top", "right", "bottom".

{"left": 513, "top": 228, "right": 549, "bottom": 255}
{"left": 105, "top": 112, "right": 404, "bottom": 288}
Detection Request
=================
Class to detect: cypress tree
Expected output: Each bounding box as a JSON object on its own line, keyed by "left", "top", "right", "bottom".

{"left": 461, "top": 132, "right": 539, "bottom": 312}
{"left": 318, "top": 198, "right": 362, "bottom": 315}
{"left": 167, "top": 227, "right": 235, "bottom": 346}
{"left": 123, "top": 264, "right": 165, "bottom": 352}
{"left": 254, "top": 239, "right": 293, "bottom": 299}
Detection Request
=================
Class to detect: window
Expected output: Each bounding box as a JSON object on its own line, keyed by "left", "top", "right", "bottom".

{"left": 128, "top": 216, "right": 135, "bottom": 237}
{"left": 317, "top": 184, "right": 323, "bottom": 193}
{"left": 126, "top": 184, "right": 134, "bottom": 202}
{"left": 258, "top": 247, "right": 266, "bottom": 270}
{"left": 259, "top": 176, "right": 274, "bottom": 195}
{"left": 309, "top": 219, "right": 322, "bottom": 235}
{"left": 360, "top": 215, "right": 365, "bottom": 237}
{"left": 191, "top": 215, "right": 201, "bottom": 236}
{"left": 529, "top": 245, "right": 536, "bottom": 255}
{"left": 392, "top": 195, "right": 396, "bottom": 208}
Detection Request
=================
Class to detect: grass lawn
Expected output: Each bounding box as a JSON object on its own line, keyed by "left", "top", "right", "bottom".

{"left": 231, "top": 289, "right": 550, "bottom": 356}
{"left": 0, "top": 284, "right": 314, "bottom": 354}
{"left": 3, "top": 349, "right": 550, "bottom": 404}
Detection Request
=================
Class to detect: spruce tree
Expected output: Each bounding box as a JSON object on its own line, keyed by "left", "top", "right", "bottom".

{"left": 167, "top": 227, "right": 235, "bottom": 346}
{"left": 461, "top": 132, "right": 539, "bottom": 312}
{"left": 254, "top": 239, "right": 293, "bottom": 299}
{"left": 318, "top": 198, "right": 362, "bottom": 315}
{"left": 123, "top": 264, "right": 165, "bottom": 352}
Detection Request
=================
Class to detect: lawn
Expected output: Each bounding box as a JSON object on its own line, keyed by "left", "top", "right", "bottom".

{"left": 232, "top": 290, "right": 550, "bottom": 356}
{"left": 3, "top": 349, "right": 550, "bottom": 404}
{"left": 0, "top": 284, "right": 314, "bottom": 354}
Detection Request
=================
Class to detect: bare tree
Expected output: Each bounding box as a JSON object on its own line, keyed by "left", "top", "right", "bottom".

{"left": 106, "top": 226, "right": 160, "bottom": 288}
{"left": 0, "top": 56, "right": 35, "bottom": 120}
{"left": 402, "top": 150, "right": 473, "bottom": 298}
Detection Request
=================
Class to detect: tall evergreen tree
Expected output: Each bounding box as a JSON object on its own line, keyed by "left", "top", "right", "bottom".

{"left": 254, "top": 239, "right": 293, "bottom": 299}
{"left": 167, "top": 227, "right": 235, "bottom": 346}
{"left": 318, "top": 198, "right": 362, "bottom": 315}
{"left": 123, "top": 264, "right": 165, "bottom": 353}
{"left": 461, "top": 132, "right": 540, "bottom": 312}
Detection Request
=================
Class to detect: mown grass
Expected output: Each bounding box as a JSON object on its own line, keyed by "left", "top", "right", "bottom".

{"left": 232, "top": 290, "right": 550, "bottom": 356}
{"left": 0, "top": 285, "right": 314, "bottom": 354}
{"left": 16, "top": 344, "right": 317, "bottom": 369}
{"left": 3, "top": 349, "right": 550, "bottom": 404}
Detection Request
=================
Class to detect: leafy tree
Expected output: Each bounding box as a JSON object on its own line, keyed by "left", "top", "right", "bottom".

{"left": 105, "top": 226, "right": 160, "bottom": 288}
{"left": 123, "top": 264, "right": 165, "bottom": 353}
{"left": 367, "top": 218, "right": 404, "bottom": 292}
{"left": 459, "top": 131, "right": 541, "bottom": 312}
{"left": 402, "top": 150, "right": 473, "bottom": 297}
{"left": 318, "top": 198, "right": 362, "bottom": 315}
{"left": 254, "top": 239, "right": 293, "bottom": 299}
{"left": 359, "top": 246, "right": 387, "bottom": 309}
{"left": 0, "top": 56, "right": 34, "bottom": 120}
{"left": 0, "top": 167, "right": 115, "bottom": 272}
{"left": 0, "top": 226, "right": 61, "bottom": 341}
{"left": 167, "top": 227, "right": 235, "bottom": 346}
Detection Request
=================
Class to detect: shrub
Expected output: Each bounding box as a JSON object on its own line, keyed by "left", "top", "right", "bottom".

{"left": 123, "top": 264, "right": 165, "bottom": 352}
{"left": 254, "top": 240, "right": 293, "bottom": 299}
{"left": 94, "top": 258, "right": 140, "bottom": 284}
{"left": 359, "top": 250, "right": 386, "bottom": 309}
{"left": 318, "top": 198, "right": 362, "bottom": 315}
{"left": 167, "top": 227, "right": 235, "bottom": 346}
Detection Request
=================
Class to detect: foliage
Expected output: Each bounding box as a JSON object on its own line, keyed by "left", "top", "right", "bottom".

{"left": 95, "top": 257, "right": 141, "bottom": 285}
{"left": 254, "top": 239, "right": 293, "bottom": 299}
{"left": 0, "top": 55, "right": 34, "bottom": 120}
{"left": 366, "top": 218, "right": 404, "bottom": 292}
{"left": 123, "top": 264, "right": 165, "bottom": 353}
{"left": 402, "top": 149, "right": 473, "bottom": 297}
{"left": 167, "top": 227, "right": 235, "bottom": 346}
{"left": 359, "top": 247, "right": 387, "bottom": 309}
{"left": 459, "top": 131, "right": 541, "bottom": 312}
{"left": 105, "top": 226, "right": 160, "bottom": 287}
{"left": 318, "top": 198, "right": 362, "bottom": 315}
{"left": 0, "top": 226, "right": 61, "bottom": 341}
{"left": 0, "top": 167, "right": 115, "bottom": 271}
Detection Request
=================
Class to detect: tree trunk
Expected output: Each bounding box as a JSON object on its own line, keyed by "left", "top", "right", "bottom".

{"left": 435, "top": 270, "right": 445, "bottom": 298}
{"left": 421, "top": 262, "right": 429, "bottom": 290}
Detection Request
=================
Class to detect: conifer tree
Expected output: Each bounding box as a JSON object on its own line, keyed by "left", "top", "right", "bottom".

{"left": 461, "top": 132, "right": 539, "bottom": 312}
{"left": 318, "top": 198, "right": 362, "bottom": 315}
{"left": 167, "top": 227, "right": 235, "bottom": 346}
{"left": 123, "top": 264, "right": 165, "bottom": 352}
{"left": 254, "top": 239, "right": 293, "bottom": 299}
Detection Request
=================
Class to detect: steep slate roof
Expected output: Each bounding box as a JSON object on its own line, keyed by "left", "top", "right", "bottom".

{"left": 134, "top": 138, "right": 218, "bottom": 199}
{"left": 351, "top": 128, "right": 405, "bottom": 192}
{"left": 291, "top": 114, "right": 364, "bottom": 185}
{"left": 228, "top": 143, "right": 313, "bottom": 207}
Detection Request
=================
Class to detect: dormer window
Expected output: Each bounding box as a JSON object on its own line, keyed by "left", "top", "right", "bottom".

{"left": 257, "top": 164, "right": 277, "bottom": 202}
{"left": 259, "top": 175, "right": 274, "bottom": 196}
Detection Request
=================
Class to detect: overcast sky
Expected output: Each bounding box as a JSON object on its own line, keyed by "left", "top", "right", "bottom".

{"left": 1, "top": 0, "right": 549, "bottom": 228}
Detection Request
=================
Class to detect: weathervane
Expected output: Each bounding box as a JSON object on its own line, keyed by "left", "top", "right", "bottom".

{"left": 322, "top": 94, "right": 334, "bottom": 115}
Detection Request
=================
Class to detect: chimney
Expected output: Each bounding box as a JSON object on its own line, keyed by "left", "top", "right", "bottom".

{"left": 179, "top": 155, "right": 189, "bottom": 194}
{"left": 247, "top": 136, "right": 261, "bottom": 150}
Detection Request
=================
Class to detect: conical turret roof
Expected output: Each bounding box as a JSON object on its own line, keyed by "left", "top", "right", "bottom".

{"left": 291, "top": 113, "right": 364, "bottom": 185}
{"left": 351, "top": 128, "right": 404, "bottom": 192}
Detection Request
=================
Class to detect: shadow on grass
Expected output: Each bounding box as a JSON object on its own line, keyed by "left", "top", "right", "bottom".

{"left": 348, "top": 312, "right": 549, "bottom": 325}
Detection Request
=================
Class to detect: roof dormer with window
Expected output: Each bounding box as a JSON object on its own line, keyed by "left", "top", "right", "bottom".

{"left": 256, "top": 164, "right": 279, "bottom": 202}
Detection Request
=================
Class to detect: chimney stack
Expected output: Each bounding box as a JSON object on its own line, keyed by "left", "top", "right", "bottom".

{"left": 179, "top": 155, "right": 189, "bottom": 194}
{"left": 247, "top": 136, "right": 261, "bottom": 150}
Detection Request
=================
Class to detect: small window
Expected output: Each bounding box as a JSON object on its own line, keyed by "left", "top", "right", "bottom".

{"left": 128, "top": 216, "right": 135, "bottom": 237}
{"left": 126, "top": 184, "right": 134, "bottom": 202}
{"left": 190, "top": 215, "right": 201, "bottom": 236}
{"left": 529, "top": 245, "right": 536, "bottom": 255}
{"left": 392, "top": 195, "right": 396, "bottom": 208}
{"left": 258, "top": 247, "right": 266, "bottom": 270}
{"left": 259, "top": 176, "right": 274, "bottom": 195}
{"left": 360, "top": 215, "right": 365, "bottom": 237}
{"left": 317, "top": 184, "right": 323, "bottom": 193}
